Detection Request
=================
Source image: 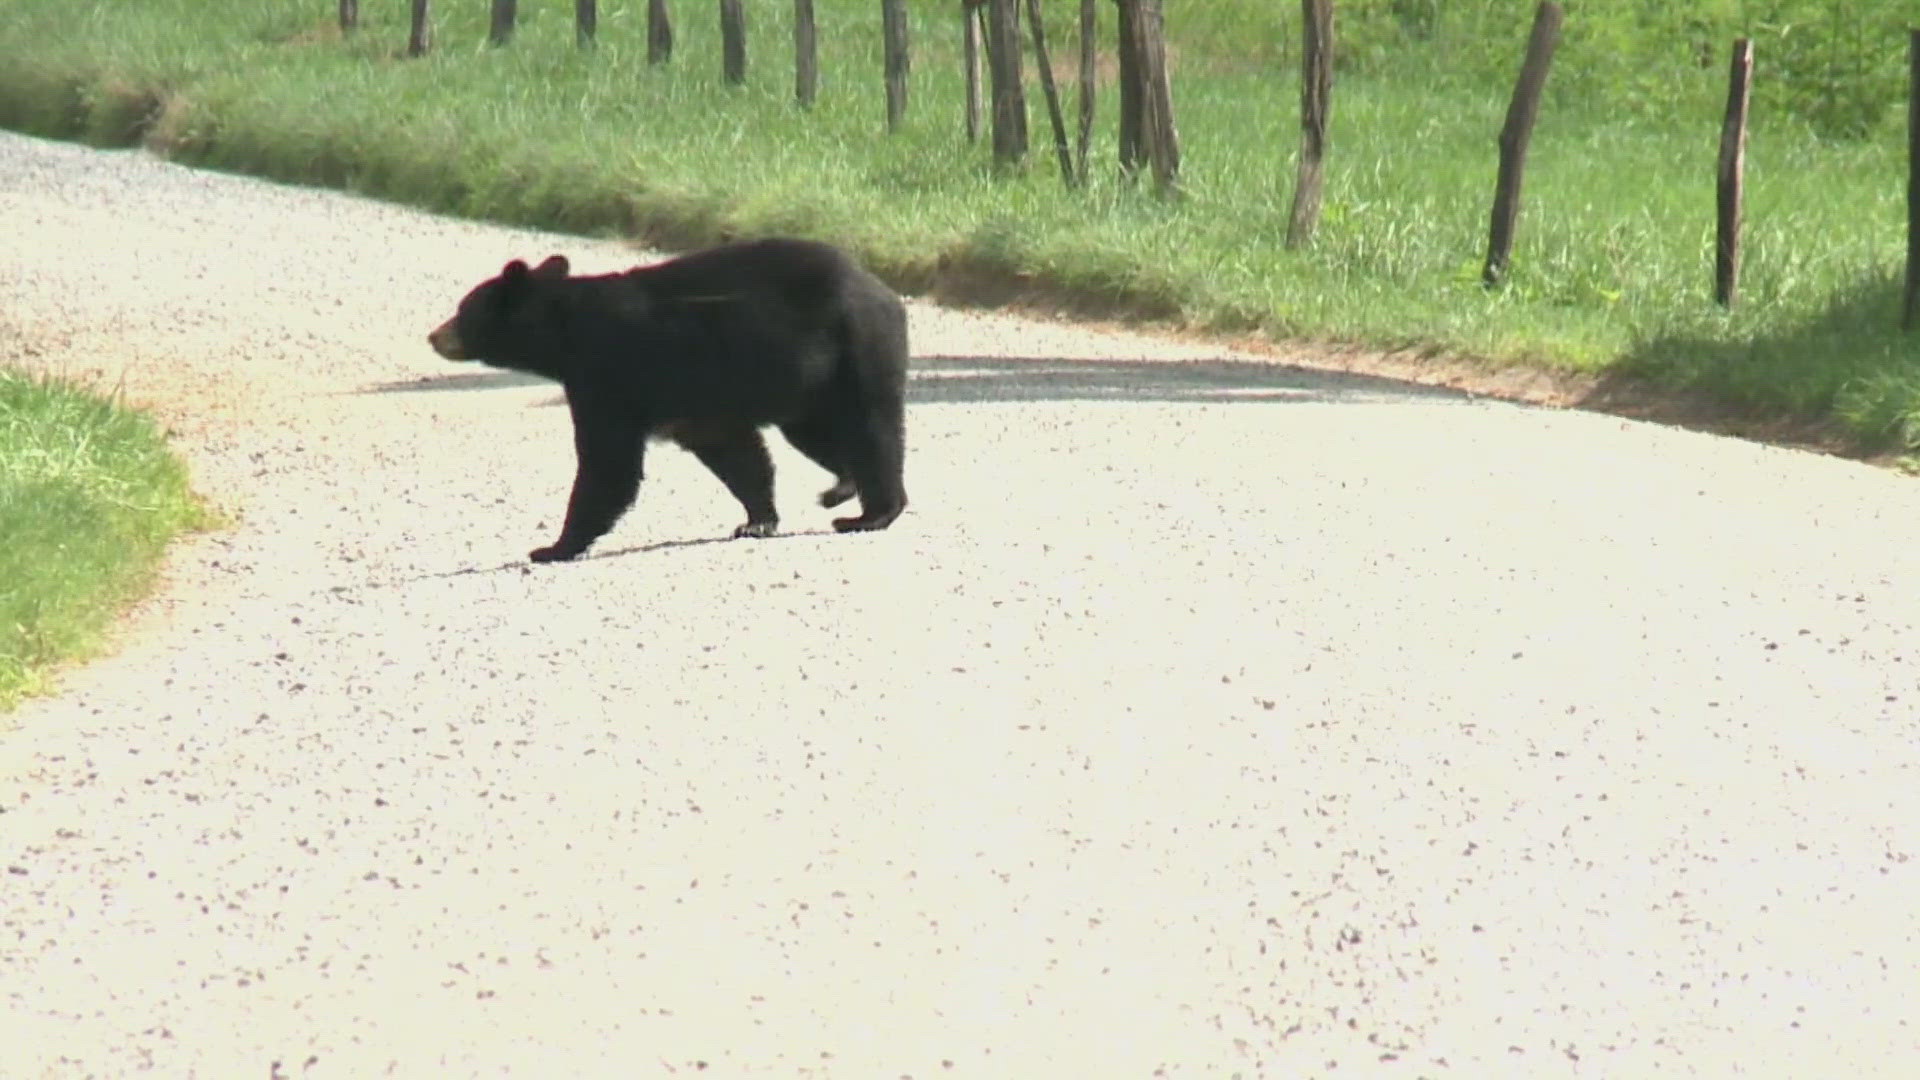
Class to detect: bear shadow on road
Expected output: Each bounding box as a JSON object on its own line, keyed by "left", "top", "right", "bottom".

{"left": 367, "top": 371, "right": 551, "bottom": 393}
{"left": 321, "top": 529, "right": 839, "bottom": 595}
{"left": 368, "top": 355, "right": 1475, "bottom": 407}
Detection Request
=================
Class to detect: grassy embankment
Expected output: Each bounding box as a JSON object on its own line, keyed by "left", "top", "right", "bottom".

{"left": 0, "top": 371, "right": 211, "bottom": 712}
{"left": 0, "top": 0, "right": 1914, "bottom": 445}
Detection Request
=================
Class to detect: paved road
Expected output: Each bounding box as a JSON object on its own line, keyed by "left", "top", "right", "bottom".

{"left": 3, "top": 130, "right": 1919, "bottom": 1078}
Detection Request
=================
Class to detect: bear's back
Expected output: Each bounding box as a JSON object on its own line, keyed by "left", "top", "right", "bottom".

{"left": 627, "top": 238, "right": 860, "bottom": 309}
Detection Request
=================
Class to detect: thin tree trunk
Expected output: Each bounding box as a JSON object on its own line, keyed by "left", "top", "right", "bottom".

{"left": 339, "top": 0, "right": 358, "bottom": 33}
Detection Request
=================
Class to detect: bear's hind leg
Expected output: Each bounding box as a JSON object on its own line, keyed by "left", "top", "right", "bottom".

{"left": 778, "top": 417, "right": 856, "bottom": 508}
{"left": 831, "top": 401, "right": 907, "bottom": 533}
{"left": 817, "top": 477, "right": 857, "bottom": 509}
{"left": 678, "top": 427, "right": 780, "bottom": 539}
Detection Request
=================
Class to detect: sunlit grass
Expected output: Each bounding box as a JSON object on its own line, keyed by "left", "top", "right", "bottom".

{"left": 0, "top": 0, "right": 1913, "bottom": 446}
{"left": 0, "top": 370, "right": 212, "bottom": 712}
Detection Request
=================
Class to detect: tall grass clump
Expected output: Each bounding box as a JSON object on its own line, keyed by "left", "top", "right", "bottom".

{"left": 0, "top": 370, "right": 211, "bottom": 711}
{"left": 0, "top": 0, "right": 1915, "bottom": 447}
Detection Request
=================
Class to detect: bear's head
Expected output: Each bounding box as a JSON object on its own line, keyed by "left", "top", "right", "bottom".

{"left": 427, "top": 255, "right": 571, "bottom": 369}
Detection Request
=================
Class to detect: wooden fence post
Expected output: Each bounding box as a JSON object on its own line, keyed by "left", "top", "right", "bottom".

{"left": 1286, "top": 0, "right": 1333, "bottom": 248}
{"left": 795, "top": 0, "right": 818, "bottom": 106}
{"left": 648, "top": 0, "right": 674, "bottom": 64}
{"left": 883, "top": 0, "right": 910, "bottom": 131}
{"left": 490, "top": 0, "right": 516, "bottom": 46}
{"left": 407, "top": 0, "right": 431, "bottom": 56}
{"left": 963, "top": 2, "right": 984, "bottom": 142}
{"left": 986, "top": 0, "right": 1028, "bottom": 163}
{"left": 1482, "top": 1, "right": 1562, "bottom": 287}
{"left": 1715, "top": 38, "right": 1753, "bottom": 308}
{"left": 1124, "top": 0, "right": 1179, "bottom": 195}
{"left": 1115, "top": 0, "right": 1142, "bottom": 177}
{"left": 577, "top": 0, "right": 597, "bottom": 47}
{"left": 1077, "top": 0, "right": 1096, "bottom": 183}
{"left": 1906, "top": 30, "right": 1920, "bottom": 331}
{"left": 1026, "top": 0, "right": 1077, "bottom": 185}
{"left": 721, "top": 0, "right": 747, "bottom": 85}
{"left": 339, "top": 0, "right": 357, "bottom": 33}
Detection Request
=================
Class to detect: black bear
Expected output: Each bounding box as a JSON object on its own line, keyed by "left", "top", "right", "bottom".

{"left": 427, "top": 238, "right": 909, "bottom": 563}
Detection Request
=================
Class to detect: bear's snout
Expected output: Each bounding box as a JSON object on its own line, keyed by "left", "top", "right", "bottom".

{"left": 427, "top": 320, "right": 468, "bottom": 361}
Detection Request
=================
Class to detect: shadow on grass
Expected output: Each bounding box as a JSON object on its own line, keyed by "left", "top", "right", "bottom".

{"left": 1591, "top": 270, "right": 1917, "bottom": 453}
{"left": 367, "top": 354, "right": 1478, "bottom": 407}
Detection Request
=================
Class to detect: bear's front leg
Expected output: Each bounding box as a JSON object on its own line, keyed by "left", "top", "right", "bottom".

{"left": 676, "top": 427, "right": 779, "bottom": 540}
{"left": 532, "top": 405, "right": 646, "bottom": 563}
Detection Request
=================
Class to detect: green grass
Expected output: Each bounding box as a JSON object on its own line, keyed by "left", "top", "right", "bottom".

{"left": 0, "top": 369, "right": 211, "bottom": 712}
{"left": 0, "top": 0, "right": 1915, "bottom": 447}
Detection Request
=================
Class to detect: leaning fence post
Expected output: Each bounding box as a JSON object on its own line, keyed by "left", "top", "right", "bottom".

{"left": 1483, "top": 1, "right": 1562, "bottom": 288}
{"left": 1715, "top": 38, "right": 1753, "bottom": 308}
{"left": 1026, "top": 0, "right": 1078, "bottom": 186}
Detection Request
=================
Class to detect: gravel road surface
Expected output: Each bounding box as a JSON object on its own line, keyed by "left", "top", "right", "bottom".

{"left": 3, "top": 130, "right": 1919, "bottom": 1078}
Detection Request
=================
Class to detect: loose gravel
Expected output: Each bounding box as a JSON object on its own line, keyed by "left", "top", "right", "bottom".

{"left": 3, "top": 129, "right": 1919, "bottom": 1077}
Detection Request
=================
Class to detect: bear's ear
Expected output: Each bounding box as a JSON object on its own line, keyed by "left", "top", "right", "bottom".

{"left": 532, "top": 255, "right": 570, "bottom": 281}
{"left": 499, "top": 259, "right": 532, "bottom": 283}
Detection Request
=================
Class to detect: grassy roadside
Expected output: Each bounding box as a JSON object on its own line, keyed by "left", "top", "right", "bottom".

{"left": 0, "top": 1, "right": 1914, "bottom": 449}
{"left": 0, "top": 369, "right": 211, "bottom": 713}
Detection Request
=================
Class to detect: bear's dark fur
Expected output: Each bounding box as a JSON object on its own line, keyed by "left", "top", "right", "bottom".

{"left": 428, "top": 238, "right": 909, "bottom": 563}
